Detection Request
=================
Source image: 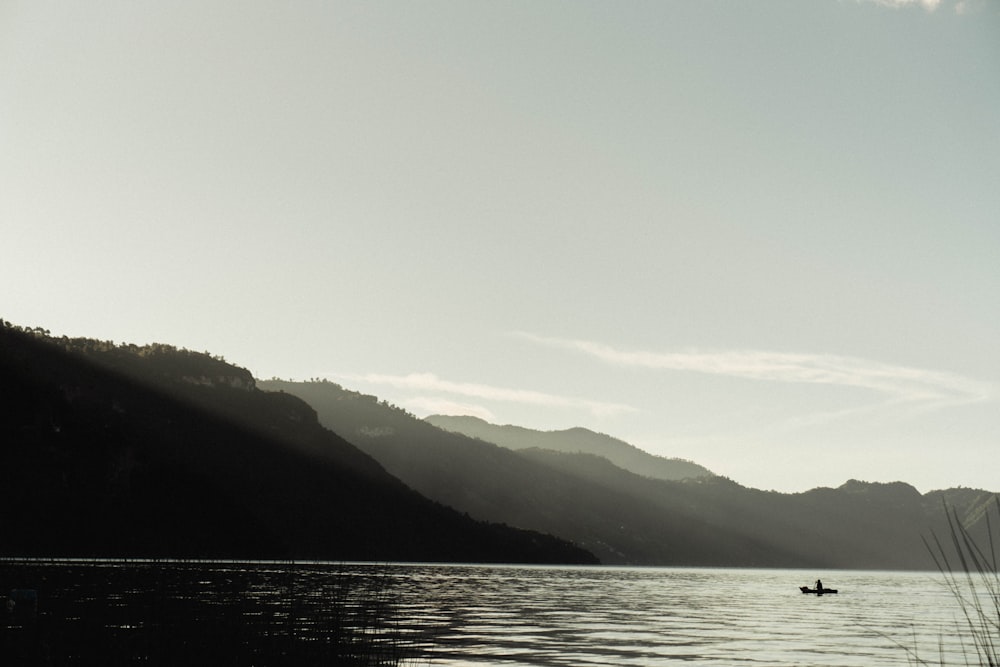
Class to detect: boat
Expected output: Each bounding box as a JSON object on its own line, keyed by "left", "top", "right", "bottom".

{"left": 799, "top": 586, "right": 838, "bottom": 595}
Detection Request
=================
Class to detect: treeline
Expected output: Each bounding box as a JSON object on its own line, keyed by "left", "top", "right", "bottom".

{"left": 0, "top": 319, "right": 244, "bottom": 389}
{"left": 1, "top": 319, "right": 227, "bottom": 360}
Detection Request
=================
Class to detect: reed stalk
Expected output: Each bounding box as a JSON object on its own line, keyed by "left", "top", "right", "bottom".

{"left": 921, "top": 496, "right": 1000, "bottom": 667}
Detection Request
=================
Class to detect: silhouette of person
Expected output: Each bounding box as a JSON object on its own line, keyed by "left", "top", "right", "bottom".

{"left": 815, "top": 579, "right": 823, "bottom": 591}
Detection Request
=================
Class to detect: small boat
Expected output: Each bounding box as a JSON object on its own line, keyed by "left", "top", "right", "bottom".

{"left": 800, "top": 586, "right": 837, "bottom": 595}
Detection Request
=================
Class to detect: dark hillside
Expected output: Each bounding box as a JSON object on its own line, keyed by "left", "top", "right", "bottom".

{"left": 0, "top": 322, "right": 595, "bottom": 564}
{"left": 519, "top": 448, "right": 996, "bottom": 569}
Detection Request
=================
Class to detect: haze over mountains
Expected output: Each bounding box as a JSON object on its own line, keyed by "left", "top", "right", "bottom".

{"left": 3, "top": 319, "right": 996, "bottom": 569}
{"left": 261, "top": 379, "right": 997, "bottom": 569}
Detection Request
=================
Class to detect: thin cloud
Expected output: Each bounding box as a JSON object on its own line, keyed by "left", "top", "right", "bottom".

{"left": 338, "top": 372, "right": 638, "bottom": 418}
{"left": 515, "top": 333, "right": 994, "bottom": 410}
{"left": 954, "top": 0, "right": 988, "bottom": 14}
{"left": 854, "top": 0, "right": 985, "bottom": 12}
{"left": 858, "top": 0, "right": 942, "bottom": 10}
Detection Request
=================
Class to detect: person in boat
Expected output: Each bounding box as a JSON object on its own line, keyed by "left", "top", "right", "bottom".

{"left": 815, "top": 579, "right": 823, "bottom": 592}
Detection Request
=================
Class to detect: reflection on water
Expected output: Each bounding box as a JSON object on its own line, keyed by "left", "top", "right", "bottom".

{"left": 0, "top": 561, "right": 981, "bottom": 666}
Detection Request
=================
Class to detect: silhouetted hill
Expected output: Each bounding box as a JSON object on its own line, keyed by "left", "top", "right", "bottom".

{"left": 424, "top": 414, "right": 712, "bottom": 481}
{"left": 498, "top": 448, "right": 998, "bottom": 569}
{"left": 923, "top": 486, "right": 999, "bottom": 546}
{"left": 260, "top": 380, "right": 795, "bottom": 565}
{"left": 261, "top": 380, "right": 996, "bottom": 569}
{"left": 0, "top": 322, "right": 595, "bottom": 564}
{"left": 517, "top": 449, "right": 855, "bottom": 567}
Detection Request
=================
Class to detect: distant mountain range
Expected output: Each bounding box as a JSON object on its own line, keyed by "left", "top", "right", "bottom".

{"left": 4, "top": 319, "right": 995, "bottom": 568}
{"left": 424, "top": 414, "right": 712, "bottom": 481}
{"left": 0, "top": 322, "right": 593, "bottom": 564}
{"left": 261, "top": 379, "right": 997, "bottom": 569}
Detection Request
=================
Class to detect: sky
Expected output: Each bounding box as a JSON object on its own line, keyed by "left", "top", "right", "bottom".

{"left": 2, "top": 0, "right": 998, "bottom": 493}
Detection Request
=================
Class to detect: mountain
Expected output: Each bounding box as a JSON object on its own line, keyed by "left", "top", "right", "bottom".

{"left": 424, "top": 414, "right": 712, "bottom": 481}
{"left": 260, "top": 380, "right": 783, "bottom": 565}
{"left": 261, "top": 380, "right": 997, "bottom": 569}
{"left": 0, "top": 322, "right": 595, "bottom": 564}
{"left": 519, "top": 448, "right": 998, "bottom": 569}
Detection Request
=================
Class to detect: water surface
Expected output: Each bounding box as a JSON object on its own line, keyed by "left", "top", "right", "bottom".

{"left": 389, "top": 565, "right": 982, "bottom": 666}
{"left": 1, "top": 561, "right": 981, "bottom": 666}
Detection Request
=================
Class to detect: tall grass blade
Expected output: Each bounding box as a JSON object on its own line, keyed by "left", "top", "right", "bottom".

{"left": 925, "top": 497, "right": 999, "bottom": 666}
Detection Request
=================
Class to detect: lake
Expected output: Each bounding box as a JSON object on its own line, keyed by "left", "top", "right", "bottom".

{"left": 0, "top": 560, "right": 985, "bottom": 666}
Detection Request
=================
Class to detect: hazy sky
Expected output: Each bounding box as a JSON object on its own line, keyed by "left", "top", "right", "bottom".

{"left": 3, "top": 1, "right": 998, "bottom": 493}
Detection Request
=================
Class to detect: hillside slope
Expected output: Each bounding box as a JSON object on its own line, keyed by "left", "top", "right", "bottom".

{"left": 260, "top": 380, "right": 798, "bottom": 565}
{"left": 0, "top": 323, "right": 595, "bottom": 564}
{"left": 518, "top": 448, "right": 994, "bottom": 569}
{"left": 263, "top": 380, "right": 996, "bottom": 569}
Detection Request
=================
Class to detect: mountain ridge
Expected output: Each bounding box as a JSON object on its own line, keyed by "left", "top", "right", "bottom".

{"left": 425, "top": 414, "right": 712, "bottom": 481}
{"left": 6, "top": 319, "right": 994, "bottom": 569}
{"left": 263, "top": 379, "right": 997, "bottom": 569}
